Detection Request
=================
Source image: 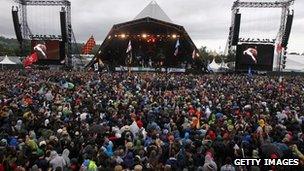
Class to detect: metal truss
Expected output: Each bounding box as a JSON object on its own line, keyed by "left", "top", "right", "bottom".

{"left": 225, "top": 0, "right": 295, "bottom": 71}
{"left": 12, "top": 0, "right": 73, "bottom": 67}
{"left": 232, "top": 0, "right": 294, "bottom": 9}
{"left": 13, "top": 0, "right": 70, "bottom": 6}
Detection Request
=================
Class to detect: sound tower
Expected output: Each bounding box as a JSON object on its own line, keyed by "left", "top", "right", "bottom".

{"left": 282, "top": 13, "right": 294, "bottom": 48}
{"left": 60, "top": 11, "right": 67, "bottom": 42}
{"left": 12, "top": 8, "right": 22, "bottom": 43}
{"left": 232, "top": 13, "right": 241, "bottom": 45}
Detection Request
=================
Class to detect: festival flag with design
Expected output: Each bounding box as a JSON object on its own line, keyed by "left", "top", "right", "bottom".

{"left": 82, "top": 35, "right": 96, "bottom": 54}
{"left": 192, "top": 50, "right": 196, "bottom": 59}
{"left": 23, "top": 52, "right": 38, "bottom": 67}
{"left": 174, "top": 39, "right": 180, "bottom": 56}
{"left": 126, "top": 40, "right": 132, "bottom": 54}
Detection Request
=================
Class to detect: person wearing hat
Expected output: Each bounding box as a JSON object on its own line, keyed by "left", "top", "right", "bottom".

{"left": 114, "top": 165, "right": 123, "bottom": 171}
{"left": 134, "top": 164, "right": 143, "bottom": 171}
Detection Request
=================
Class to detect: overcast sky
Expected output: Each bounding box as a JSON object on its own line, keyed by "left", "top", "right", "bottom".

{"left": 1, "top": 0, "right": 303, "bottom": 53}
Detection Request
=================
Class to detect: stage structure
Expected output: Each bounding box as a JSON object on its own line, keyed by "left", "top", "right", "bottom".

{"left": 89, "top": 1, "right": 206, "bottom": 72}
{"left": 226, "top": 0, "right": 295, "bottom": 71}
{"left": 11, "top": 0, "right": 77, "bottom": 67}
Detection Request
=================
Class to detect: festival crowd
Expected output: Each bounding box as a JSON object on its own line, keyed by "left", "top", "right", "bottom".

{"left": 0, "top": 70, "right": 304, "bottom": 171}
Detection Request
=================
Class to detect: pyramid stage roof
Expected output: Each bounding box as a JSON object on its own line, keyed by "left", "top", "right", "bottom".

{"left": 89, "top": 1, "right": 201, "bottom": 69}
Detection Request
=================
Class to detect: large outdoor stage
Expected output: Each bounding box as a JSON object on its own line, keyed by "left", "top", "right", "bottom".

{"left": 88, "top": 1, "right": 208, "bottom": 73}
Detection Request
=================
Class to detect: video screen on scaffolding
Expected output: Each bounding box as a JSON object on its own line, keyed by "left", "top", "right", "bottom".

{"left": 236, "top": 44, "right": 274, "bottom": 71}
{"left": 31, "top": 40, "right": 60, "bottom": 60}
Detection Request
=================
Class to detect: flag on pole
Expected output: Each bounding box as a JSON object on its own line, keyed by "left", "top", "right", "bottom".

{"left": 82, "top": 35, "right": 96, "bottom": 54}
{"left": 126, "top": 40, "right": 133, "bottom": 66}
{"left": 174, "top": 39, "right": 180, "bottom": 56}
{"left": 192, "top": 49, "right": 196, "bottom": 59}
{"left": 126, "top": 40, "right": 132, "bottom": 54}
{"left": 23, "top": 52, "right": 38, "bottom": 67}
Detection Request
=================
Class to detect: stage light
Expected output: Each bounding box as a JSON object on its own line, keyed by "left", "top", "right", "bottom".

{"left": 157, "top": 35, "right": 160, "bottom": 37}
{"left": 142, "top": 34, "right": 147, "bottom": 38}
{"left": 108, "top": 35, "right": 112, "bottom": 39}
{"left": 120, "top": 34, "right": 126, "bottom": 38}
{"left": 114, "top": 35, "right": 118, "bottom": 37}
{"left": 172, "top": 34, "right": 177, "bottom": 39}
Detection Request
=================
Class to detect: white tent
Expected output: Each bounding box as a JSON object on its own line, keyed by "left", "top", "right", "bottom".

{"left": 219, "top": 61, "right": 229, "bottom": 69}
{"left": 0, "top": 55, "right": 16, "bottom": 65}
{"left": 134, "top": 1, "right": 172, "bottom": 23}
{"left": 208, "top": 59, "right": 221, "bottom": 72}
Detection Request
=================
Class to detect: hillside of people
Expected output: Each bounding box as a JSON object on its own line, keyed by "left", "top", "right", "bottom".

{"left": 0, "top": 70, "right": 303, "bottom": 170}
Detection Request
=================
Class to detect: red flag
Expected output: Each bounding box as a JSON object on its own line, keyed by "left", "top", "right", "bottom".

{"left": 23, "top": 52, "right": 38, "bottom": 67}
{"left": 82, "top": 35, "right": 96, "bottom": 54}
{"left": 29, "top": 52, "right": 38, "bottom": 63}
{"left": 23, "top": 58, "right": 30, "bottom": 67}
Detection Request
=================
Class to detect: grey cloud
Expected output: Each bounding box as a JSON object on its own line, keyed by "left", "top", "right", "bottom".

{"left": 0, "top": 0, "right": 303, "bottom": 52}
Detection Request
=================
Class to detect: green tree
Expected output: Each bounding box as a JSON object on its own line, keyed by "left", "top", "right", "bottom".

{"left": 224, "top": 50, "right": 236, "bottom": 63}
{"left": 199, "top": 46, "right": 212, "bottom": 62}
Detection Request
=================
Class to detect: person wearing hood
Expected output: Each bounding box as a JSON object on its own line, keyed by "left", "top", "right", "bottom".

{"left": 101, "top": 139, "right": 114, "bottom": 158}
{"left": 62, "top": 149, "right": 70, "bottom": 167}
{"left": 49, "top": 151, "right": 67, "bottom": 170}
{"left": 14, "top": 119, "right": 23, "bottom": 132}
{"left": 203, "top": 152, "right": 217, "bottom": 171}
{"left": 25, "top": 135, "right": 38, "bottom": 152}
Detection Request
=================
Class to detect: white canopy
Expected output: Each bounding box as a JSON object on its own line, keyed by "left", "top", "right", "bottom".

{"left": 220, "top": 61, "right": 229, "bottom": 69}
{"left": 208, "top": 59, "right": 221, "bottom": 71}
{"left": 134, "top": 1, "right": 172, "bottom": 23}
{"left": 0, "top": 55, "right": 16, "bottom": 65}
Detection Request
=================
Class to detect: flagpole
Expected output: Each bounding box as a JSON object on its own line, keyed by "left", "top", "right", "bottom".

{"left": 129, "top": 48, "right": 133, "bottom": 74}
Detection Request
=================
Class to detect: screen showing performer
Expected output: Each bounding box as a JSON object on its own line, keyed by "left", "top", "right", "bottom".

{"left": 31, "top": 40, "right": 60, "bottom": 60}
{"left": 236, "top": 44, "right": 274, "bottom": 71}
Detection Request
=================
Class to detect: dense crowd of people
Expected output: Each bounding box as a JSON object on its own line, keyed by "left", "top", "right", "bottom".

{"left": 0, "top": 70, "right": 304, "bottom": 171}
